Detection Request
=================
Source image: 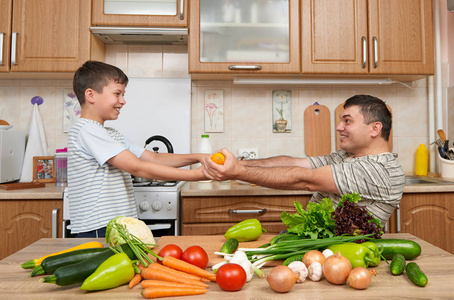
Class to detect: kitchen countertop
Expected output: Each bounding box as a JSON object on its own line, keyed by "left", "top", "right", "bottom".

{"left": 182, "top": 178, "right": 454, "bottom": 197}
{"left": 1, "top": 175, "right": 454, "bottom": 200}
{"left": 0, "top": 184, "right": 65, "bottom": 199}
{"left": 0, "top": 233, "right": 453, "bottom": 299}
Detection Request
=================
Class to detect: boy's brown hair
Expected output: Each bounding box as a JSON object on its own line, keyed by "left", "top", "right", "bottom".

{"left": 73, "top": 60, "right": 129, "bottom": 105}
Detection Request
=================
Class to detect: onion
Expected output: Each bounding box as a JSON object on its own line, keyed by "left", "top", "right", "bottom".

{"left": 266, "top": 265, "right": 298, "bottom": 293}
{"left": 322, "top": 252, "right": 352, "bottom": 285}
{"left": 302, "top": 250, "right": 326, "bottom": 268}
{"left": 347, "top": 267, "right": 377, "bottom": 290}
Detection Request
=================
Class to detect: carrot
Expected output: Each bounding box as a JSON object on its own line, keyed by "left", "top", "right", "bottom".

{"left": 141, "top": 286, "right": 207, "bottom": 299}
{"left": 140, "top": 279, "right": 207, "bottom": 290}
{"left": 146, "top": 263, "right": 209, "bottom": 282}
{"left": 140, "top": 268, "right": 208, "bottom": 288}
{"left": 161, "top": 256, "right": 217, "bottom": 282}
{"left": 129, "top": 273, "right": 142, "bottom": 289}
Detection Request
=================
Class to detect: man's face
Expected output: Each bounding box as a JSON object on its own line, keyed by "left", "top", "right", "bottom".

{"left": 336, "top": 105, "right": 374, "bottom": 155}
{"left": 93, "top": 81, "right": 126, "bottom": 122}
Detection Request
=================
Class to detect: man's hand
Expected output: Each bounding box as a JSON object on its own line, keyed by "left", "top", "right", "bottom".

{"left": 203, "top": 148, "right": 241, "bottom": 181}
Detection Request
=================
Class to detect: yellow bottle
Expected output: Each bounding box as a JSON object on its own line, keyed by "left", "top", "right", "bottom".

{"left": 415, "top": 144, "right": 428, "bottom": 176}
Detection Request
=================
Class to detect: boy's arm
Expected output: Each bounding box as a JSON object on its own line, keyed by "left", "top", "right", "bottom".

{"left": 108, "top": 150, "right": 207, "bottom": 181}
{"left": 139, "top": 150, "right": 207, "bottom": 168}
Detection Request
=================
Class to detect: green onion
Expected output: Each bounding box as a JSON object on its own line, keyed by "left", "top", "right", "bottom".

{"left": 242, "top": 234, "right": 372, "bottom": 267}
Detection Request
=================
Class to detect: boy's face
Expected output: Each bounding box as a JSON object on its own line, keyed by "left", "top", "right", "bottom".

{"left": 91, "top": 81, "right": 126, "bottom": 124}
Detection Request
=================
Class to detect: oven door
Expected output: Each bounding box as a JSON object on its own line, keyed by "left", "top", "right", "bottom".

{"left": 141, "top": 219, "right": 178, "bottom": 237}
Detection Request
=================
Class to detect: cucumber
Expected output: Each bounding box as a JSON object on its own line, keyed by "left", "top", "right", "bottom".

{"left": 41, "top": 243, "right": 135, "bottom": 286}
{"left": 369, "top": 238, "right": 421, "bottom": 260}
{"left": 220, "top": 238, "right": 239, "bottom": 254}
{"left": 390, "top": 254, "right": 406, "bottom": 275}
{"left": 283, "top": 254, "right": 305, "bottom": 266}
{"left": 406, "top": 262, "right": 428, "bottom": 287}
{"left": 31, "top": 247, "right": 109, "bottom": 277}
{"left": 270, "top": 233, "right": 301, "bottom": 245}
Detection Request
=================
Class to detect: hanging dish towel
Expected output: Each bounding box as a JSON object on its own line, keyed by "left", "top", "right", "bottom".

{"left": 20, "top": 104, "right": 49, "bottom": 182}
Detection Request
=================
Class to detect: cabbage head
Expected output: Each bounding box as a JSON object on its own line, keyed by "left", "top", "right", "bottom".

{"left": 105, "top": 216, "right": 156, "bottom": 248}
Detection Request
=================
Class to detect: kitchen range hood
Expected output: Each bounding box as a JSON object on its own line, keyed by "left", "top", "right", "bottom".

{"left": 90, "top": 27, "right": 188, "bottom": 45}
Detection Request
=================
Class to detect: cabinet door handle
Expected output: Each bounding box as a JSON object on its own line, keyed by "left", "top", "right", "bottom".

{"left": 361, "top": 36, "right": 367, "bottom": 69}
{"left": 229, "top": 208, "right": 267, "bottom": 214}
{"left": 11, "top": 32, "right": 18, "bottom": 65}
{"left": 179, "top": 0, "right": 184, "bottom": 20}
{"left": 396, "top": 204, "right": 401, "bottom": 233}
{"left": 373, "top": 36, "right": 378, "bottom": 68}
{"left": 0, "top": 33, "right": 4, "bottom": 66}
{"left": 52, "top": 208, "right": 59, "bottom": 238}
{"left": 228, "top": 65, "right": 262, "bottom": 70}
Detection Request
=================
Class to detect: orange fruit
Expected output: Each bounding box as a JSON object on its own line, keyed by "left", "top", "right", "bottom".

{"left": 211, "top": 152, "right": 225, "bottom": 165}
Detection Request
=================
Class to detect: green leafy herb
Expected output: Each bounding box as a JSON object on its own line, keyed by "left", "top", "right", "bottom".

{"left": 280, "top": 198, "right": 336, "bottom": 239}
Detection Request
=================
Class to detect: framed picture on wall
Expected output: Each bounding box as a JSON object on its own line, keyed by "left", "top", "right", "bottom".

{"left": 33, "top": 156, "right": 55, "bottom": 183}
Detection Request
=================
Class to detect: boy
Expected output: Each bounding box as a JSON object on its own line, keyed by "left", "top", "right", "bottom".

{"left": 68, "top": 61, "right": 207, "bottom": 237}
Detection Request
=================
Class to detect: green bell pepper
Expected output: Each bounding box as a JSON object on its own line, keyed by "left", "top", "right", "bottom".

{"left": 80, "top": 252, "right": 134, "bottom": 291}
{"left": 361, "top": 241, "right": 381, "bottom": 266}
{"left": 328, "top": 242, "right": 380, "bottom": 268}
{"left": 224, "top": 219, "right": 267, "bottom": 242}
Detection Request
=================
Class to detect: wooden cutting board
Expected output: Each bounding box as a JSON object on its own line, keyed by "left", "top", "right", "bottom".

{"left": 154, "top": 235, "right": 279, "bottom": 267}
{"left": 0, "top": 182, "right": 45, "bottom": 190}
{"left": 335, "top": 103, "right": 393, "bottom": 151}
{"left": 304, "top": 104, "right": 331, "bottom": 156}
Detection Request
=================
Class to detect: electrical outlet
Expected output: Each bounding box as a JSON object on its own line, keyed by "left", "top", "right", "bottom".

{"left": 239, "top": 148, "right": 259, "bottom": 159}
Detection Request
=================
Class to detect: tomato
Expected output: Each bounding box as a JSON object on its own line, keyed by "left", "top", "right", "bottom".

{"left": 216, "top": 263, "right": 247, "bottom": 291}
{"left": 181, "top": 245, "right": 209, "bottom": 269}
{"left": 157, "top": 244, "right": 183, "bottom": 264}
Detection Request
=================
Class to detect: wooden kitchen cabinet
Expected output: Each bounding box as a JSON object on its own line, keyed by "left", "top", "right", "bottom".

{"left": 1, "top": 0, "right": 104, "bottom": 74}
{"left": 92, "top": 0, "right": 188, "bottom": 27}
{"left": 397, "top": 193, "right": 454, "bottom": 255}
{"left": 301, "top": 0, "right": 434, "bottom": 75}
{"left": 0, "top": 199, "right": 63, "bottom": 260}
{"left": 0, "top": 0, "right": 12, "bottom": 73}
{"left": 188, "top": 0, "right": 300, "bottom": 76}
{"left": 181, "top": 195, "right": 310, "bottom": 236}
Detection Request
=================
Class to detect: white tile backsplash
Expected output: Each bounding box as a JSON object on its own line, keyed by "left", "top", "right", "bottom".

{"left": 0, "top": 45, "right": 451, "bottom": 175}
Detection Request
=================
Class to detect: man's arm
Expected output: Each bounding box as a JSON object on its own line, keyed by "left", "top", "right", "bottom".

{"left": 203, "top": 148, "right": 338, "bottom": 193}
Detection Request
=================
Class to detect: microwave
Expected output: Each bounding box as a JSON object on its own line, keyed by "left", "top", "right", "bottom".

{"left": 0, "top": 130, "right": 26, "bottom": 183}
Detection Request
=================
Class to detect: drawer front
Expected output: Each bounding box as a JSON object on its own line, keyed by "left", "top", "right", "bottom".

{"left": 182, "top": 222, "right": 287, "bottom": 236}
{"left": 181, "top": 195, "right": 310, "bottom": 223}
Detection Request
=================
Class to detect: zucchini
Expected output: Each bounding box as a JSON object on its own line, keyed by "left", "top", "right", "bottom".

{"left": 390, "top": 254, "right": 406, "bottom": 275}
{"left": 369, "top": 238, "right": 421, "bottom": 260}
{"left": 220, "top": 238, "right": 239, "bottom": 254}
{"left": 41, "top": 243, "right": 135, "bottom": 286}
{"left": 31, "top": 247, "right": 109, "bottom": 277}
{"left": 283, "top": 254, "right": 305, "bottom": 266}
{"left": 406, "top": 262, "right": 428, "bottom": 287}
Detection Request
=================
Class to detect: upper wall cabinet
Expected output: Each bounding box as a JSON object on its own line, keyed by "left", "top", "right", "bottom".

{"left": 0, "top": 0, "right": 12, "bottom": 73}
{"left": 92, "top": 0, "right": 188, "bottom": 27}
{"left": 301, "top": 0, "right": 434, "bottom": 75}
{"left": 0, "top": 0, "right": 104, "bottom": 74}
{"left": 189, "top": 0, "right": 300, "bottom": 75}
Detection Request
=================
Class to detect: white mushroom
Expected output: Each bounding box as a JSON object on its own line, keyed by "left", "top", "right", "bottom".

{"left": 322, "top": 249, "right": 334, "bottom": 259}
{"left": 308, "top": 261, "right": 323, "bottom": 281}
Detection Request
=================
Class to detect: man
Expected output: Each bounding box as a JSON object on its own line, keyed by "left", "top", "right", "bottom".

{"left": 203, "top": 95, "right": 405, "bottom": 226}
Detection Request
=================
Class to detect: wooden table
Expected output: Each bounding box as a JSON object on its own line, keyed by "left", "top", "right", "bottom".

{"left": 0, "top": 234, "right": 453, "bottom": 299}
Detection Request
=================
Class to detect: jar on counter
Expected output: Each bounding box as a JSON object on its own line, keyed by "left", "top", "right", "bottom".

{"left": 55, "top": 148, "right": 68, "bottom": 186}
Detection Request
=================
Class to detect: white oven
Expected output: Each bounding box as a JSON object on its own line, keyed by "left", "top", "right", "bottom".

{"left": 62, "top": 181, "right": 185, "bottom": 238}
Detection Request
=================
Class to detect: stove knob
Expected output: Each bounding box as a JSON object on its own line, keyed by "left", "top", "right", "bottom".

{"left": 139, "top": 201, "right": 150, "bottom": 211}
{"left": 152, "top": 200, "right": 163, "bottom": 211}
